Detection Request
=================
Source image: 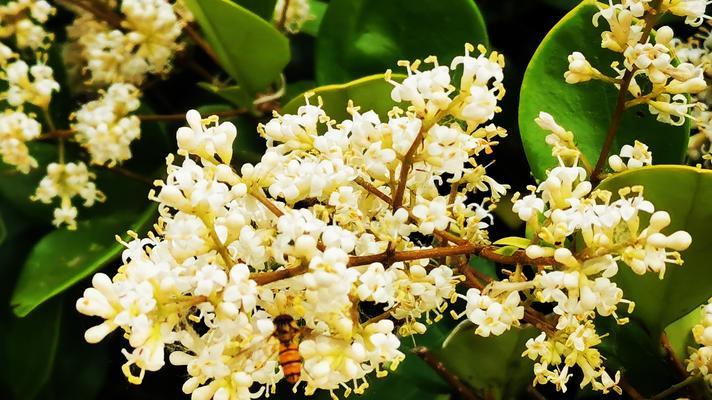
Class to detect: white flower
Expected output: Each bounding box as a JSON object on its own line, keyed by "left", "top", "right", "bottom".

{"left": 73, "top": 83, "right": 142, "bottom": 166}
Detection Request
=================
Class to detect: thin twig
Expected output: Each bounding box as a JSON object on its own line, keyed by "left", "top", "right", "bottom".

{"left": 37, "top": 129, "right": 74, "bottom": 140}
{"left": 138, "top": 108, "right": 247, "bottom": 122}
{"left": 526, "top": 386, "right": 546, "bottom": 400}
{"left": 354, "top": 176, "right": 559, "bottom": 267}
{"left": 276, "top": 0, "right": 292, "bottom": 32}
{"left": 348, "top": 244, "right": 478, "bottom": 267}
{"left": 661, "top": 332, "right": 689, "bottom": 379}
{"left": 59, "top": 0, "right": 123, "bottom": 29}
{"left": 649, "top": 375, "right": 702, "bottom": 400}
{"left": 412, "top": 346, "right": 481, "bottom": 400}
{"left": 96, "top": 165, "right": 154, "bottom": 185}
{"left": 183, "top": 23, "right": 222, "bottom": 67}
{"left": 250, "top": 264, "right": 307, "bottom": 285}
{"left": 591, "top": 4, "right": 661, "bottom": 182}
{"left": 619, "top": 376, "right": 645, "bottom": 400}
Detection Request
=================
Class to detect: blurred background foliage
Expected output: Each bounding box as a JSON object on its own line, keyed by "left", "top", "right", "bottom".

{"left": 0, "top": 0, "right": 708, "bottom": 399}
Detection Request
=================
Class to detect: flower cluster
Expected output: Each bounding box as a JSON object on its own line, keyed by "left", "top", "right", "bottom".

{"left": 76, "top": 46, "right": 512, "bottom": 399}
{"left": 0, "top": 110, "right": 41, "bottom": 173}
{"left": 494, "top": 113, "right": 691, "bottom": 394}
{"left": 687, "top": 297, "right": 712, "bottom": 386}
{"left": 673, "top": 21, "right": 712, "bottom": 166}
{"left": 0, "top": 0, "right": 192, "bottom": 229}
{"left": 0, "top": 0, "right": 55, "bottom": 50}
{"left": 66, "top": 0, "right": 184, "bottom": 85}
{"left": 32, "top": 162, "right": 105, "bottom": 229}
{"left": 565, "top": 0, "right": 708, "bottom": 126}
{"left": 72, "top": 83, "right": 141, "bottom": 166}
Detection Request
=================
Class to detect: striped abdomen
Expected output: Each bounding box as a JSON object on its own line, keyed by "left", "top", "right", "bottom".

{"left": 278, "top": 340, "right": 302, "bottom": 384}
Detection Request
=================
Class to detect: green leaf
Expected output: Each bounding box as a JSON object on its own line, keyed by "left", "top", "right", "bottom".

{"left": 315, "top": 0, "right": 489, "bottom": 84}
{"left": 437, "top": 322, "right": 537, "bottom": 399}
{"left": 664, "top": 305, "right": 704, "bottom": 362}
{"left": 198, "top": 82, "right": 252, "bottom": 109}
{"left": 11, "top": 206, "right": 156, "bottom": 317}
{"left": 232, "top": 0, "right": 277, "bottom": 21}
{"left": 493, "top": 236, "right": 531, "bottom": 249}
{"left": 470, "top": 256, "right": 497, "bottom": 280}
{"left": 0, "top": 212, "right": 6, "bottom": 245}
{"left": 301, "top": 0, "right": 327, "bottom": 36}
{"left": 185, "top": 0, "right": 290, "bottom": 95}
{"left": 596, "top": 317, "right": 676, "bottom": 396}
{"left": 354, "top": 321, "right": 452, "bottom": 400}
{"left": 598, "top": 165, "right": 712, "bottom": 334}
{"left": 36, "top": 310, "right": 110, "bottom": 400}
{"left": 494, "top": 245, "right": 519, "bottom": 256}
{"left": 283, "top": 74, "right": 402, "bottom": 122}
{"left": 519, "top": 0, "right": 690, "bottom": 181}
{"left": 1, "top": 298, "right": 62, "bottom": 400}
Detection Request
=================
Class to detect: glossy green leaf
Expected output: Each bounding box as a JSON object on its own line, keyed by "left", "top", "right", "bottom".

{"left": 664, "top": 305, "right": 704, "bottom": 362}
{"left": 519, "top": 1, "right": 689, "bottom": 180}
{"left": 1, "top": 299, "right": 62, "bottom": 400}
{"left": 185, "top": 0, "right": 290, "bottom": 95}
{"left": 11, "top": 206, "right": 156, "bottom": 317}
{"left": 494, "top": 245, "right": 519, "bottom": 256}
{"left": 437, "top": 321, "right": 537, "bottom": 399}
{"left": 596, "top": 317, "right": 676, "bottom": 396}
{"left": 493, "top": 236, "right": 531, "bottom": 249}
{"left": 283, "top": 74, "right": 401, "bottom": 121}
{"left": 315, "top": 0, "right": 489, "bottom": 84}
{"left": 198, "top": 82, "right": 252, "bottom": 109}
{"left": 301, "top": 0, "right": 327, "bottom": 36}
{"left": 37, "top": 310, "right": 110, "bottom": 400}
{"left": 598, "top": 165, "right": 712, "bottom": 334}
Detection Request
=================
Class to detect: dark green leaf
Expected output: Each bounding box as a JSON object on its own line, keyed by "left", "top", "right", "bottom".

{"left": 1, "top": 299, "right": 62, "bottom": 400}
{"left": 36, "top": 310, "right": 110, "bottom": 400}
{"left": 283, "top": 74, "right": 402, "bottom": 122}
{"left": 664, "top": 305, "right": 704, "bottom": 362}
{"left": 198, "top": 82, "right": 252, "bottom": 109}
{"left": 232, "top": 0, "right": 277, "bottom": 20}
{"left": 598, "top": 165, "right": 712, "bottom": 334}
{"left": 596, "top": 317, "right": 676, "bottom": 396}
{"left": 185, "top": 0, "right": 290, "bottom": 94}
{"left": 352, "top": 321, "right": 452, "bottom": 400}
{"left": 519, "top": 1, "right": 689, "bottom": 180}
{"left": 316, "top": 0, "right": 489, "bottom": 84}
{"left": 11, "top": 206, "right": 156, "bottom": 317}
{"left": 436, "top": 322, "right": 538, "bottom": 399}
{"left": 301, "top": 0, "right": 327, "bottom": 36}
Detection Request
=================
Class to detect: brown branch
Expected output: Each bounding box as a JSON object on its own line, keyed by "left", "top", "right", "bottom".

{"left": 619, "top": 377, "right": 645, "bottom": 400}
{"left": 38, "top": 129, "right": 74, "bottom": 140}
{"left": 138, "top": 108, "right": 247, "bottom": 122}
{"left": 354, "top": 176, "right": 558, "bottom": 267}
{"left": 591, "top": 4, "right": 661, "bottom": 182}
{"left": 348, "top": 244, "right": 479, "bottom": 267}
{"left": 250, "top": 190, "right": 285, "bottom": 217}
{"left": 59, "top": 0, "right": 123, "bottom": 29}
{"left": 412, "top": 346, "right": 481, "bottom": 400}
{"left": 276, "top": 0, "right": 291, "bottom": 32}
{"left": 250, "top": 264, "right": 307, "bottom": 285}
{"left": 96, "top": 165, "right": 154, "bottom": 185}
{"left": 661, "top": 332, "right": 689, "bottom": 379}
{"left": 183, "top": 23, "right": 222, "bottom": 67}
